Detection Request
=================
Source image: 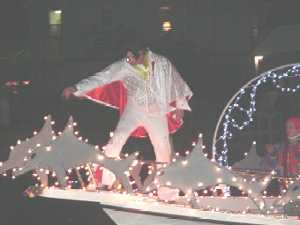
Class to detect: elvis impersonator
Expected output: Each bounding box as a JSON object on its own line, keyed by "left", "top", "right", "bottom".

{"left": 62, "top": 39, "right": 193, "bottom": 187}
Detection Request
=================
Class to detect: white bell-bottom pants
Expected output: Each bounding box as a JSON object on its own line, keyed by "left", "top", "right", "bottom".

{"left": 104, "top": 101, "right": 172, "bottom": 163}
{"left": 100, "top": 101, "right": 172, "bottom": 186}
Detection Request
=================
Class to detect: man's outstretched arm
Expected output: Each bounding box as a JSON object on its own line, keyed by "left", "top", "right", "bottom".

{"left": 62, "top": 61, "right": 124, "bottom": 100}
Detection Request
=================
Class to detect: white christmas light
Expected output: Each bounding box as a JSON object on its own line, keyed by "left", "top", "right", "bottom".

{"left": 214, "top": 64, "right": 300, "bottom": 166}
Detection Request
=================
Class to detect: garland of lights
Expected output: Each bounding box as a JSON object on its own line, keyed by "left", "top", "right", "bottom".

{"left": 212, "top": 63, "right": 300, "bottom": 166}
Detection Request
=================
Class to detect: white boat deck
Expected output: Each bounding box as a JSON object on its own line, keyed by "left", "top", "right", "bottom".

{"left": 40, "top": 189, "right": 300, "bottom": 225}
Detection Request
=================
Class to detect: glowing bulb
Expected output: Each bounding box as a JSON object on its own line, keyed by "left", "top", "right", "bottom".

{"left": 259, "top": 202, "right": 265, "bottom": 209}
{"left": 166, "top": 181, "right": 172, "bottom": 186}
{"left": 197, "top": 182, "right": 203, "bottom": 187}
{"left": 162, "top": 21, "right": 172, "bottom": 32}
{"left": 132, "top": 160, "right": 138, "bottom": 167}
{"left": 181, "top": 160, "right": 188, "bottom": 166}
{"left": 54, "top": 10, "right": 62, "bottom": 14}
{"left": 254, "top": 55, "right": 264, "bottom": 69}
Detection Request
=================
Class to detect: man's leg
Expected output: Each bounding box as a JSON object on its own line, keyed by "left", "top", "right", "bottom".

{"left": 98, "top": 109, "right": 141, "bottom": 188}
{"left": 144, "top": 115, "right": 172, "bottom": 164}
{"left": 104, "top": 109, "right": 140, "bottom": 157}
{"left": 144, "top": 115, "right": 179, "bottom": 200}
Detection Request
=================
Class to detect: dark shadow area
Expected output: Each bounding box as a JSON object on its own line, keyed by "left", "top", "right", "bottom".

{"left": 0, "top": 174, "right": 116, "bottom": 225}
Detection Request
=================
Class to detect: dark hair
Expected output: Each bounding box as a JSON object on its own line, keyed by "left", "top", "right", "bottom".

{"left": 121, "top": 29, "right": 148, "bottom": 57}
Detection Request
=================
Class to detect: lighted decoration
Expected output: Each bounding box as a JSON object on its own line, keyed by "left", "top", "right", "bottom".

{"left": 3, "top": 114, "right": 300, "bottom": 222}
{"left": 232, "top": 142, "right": 265, "bottom": 171}
{"left": 0, "top": 115, "right": 54, "bottom": 186}
{"left": 13, "top": 117, "right": 137, "bottom": 193}
{"left": 213, "top": 63, "right": 300, "bottom": 166}
{"left": 128, "top": 161, "right": 144, "bottom": 191}
{"left": 150, "top": 137, "right": 271, "bottom": 212}
{"left": 272, "top": 179, "right": 300, "bottom": 210}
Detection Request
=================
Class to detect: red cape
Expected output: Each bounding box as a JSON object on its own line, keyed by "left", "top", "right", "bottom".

{"left": 85, "top": 81, "right": 183, "bottom": 138}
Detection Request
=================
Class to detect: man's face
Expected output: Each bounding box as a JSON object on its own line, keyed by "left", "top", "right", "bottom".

{"left": 126, "top": 50, "right": 144, "bottom": 65}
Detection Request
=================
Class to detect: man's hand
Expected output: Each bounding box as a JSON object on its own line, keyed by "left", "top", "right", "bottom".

{"left": 61, "top": 86, "right": 77, "bottom": 100}
{"left": 172, "top": 109, "right": 184, "bottom": 120}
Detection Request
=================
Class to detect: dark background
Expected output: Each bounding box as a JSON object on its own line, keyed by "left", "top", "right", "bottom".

{"left": 1, "top": 0, "right": 300, "bottom": 224}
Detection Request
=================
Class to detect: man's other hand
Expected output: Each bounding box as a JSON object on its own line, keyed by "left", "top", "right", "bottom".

{"left": 62, "top": 86, "right": 77, "bottom": 100}
{"left": 172, "top": 109, "right": 184, "bottom": 120}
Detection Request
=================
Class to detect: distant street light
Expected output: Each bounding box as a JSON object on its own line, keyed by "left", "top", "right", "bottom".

{"left": 254, "top": 55, "right": 264, "bottom": 71}
{"left": 162, "top": 21, "right": 172, "bottom": 32}
{"left": 54, "top": 10, "right": 62, "bottom": 14}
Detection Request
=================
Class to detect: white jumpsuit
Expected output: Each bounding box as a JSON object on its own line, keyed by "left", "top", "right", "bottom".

{"left": 74, "top": 50, "right": 193, "bottom": 185}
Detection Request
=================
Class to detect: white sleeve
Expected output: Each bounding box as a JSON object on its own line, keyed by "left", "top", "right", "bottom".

{"left": 167, "top": 59, "right": 193, "bottom": 111}
{"left": 74, "top": 61, "right": 124, "bottom": 96}
{"left": 176, "top": 97, "right": 191, "bottom": 111}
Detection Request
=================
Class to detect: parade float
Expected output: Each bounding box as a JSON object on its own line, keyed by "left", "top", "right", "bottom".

{"left": 1, "top": 64, "right": 300, "bottom": 225}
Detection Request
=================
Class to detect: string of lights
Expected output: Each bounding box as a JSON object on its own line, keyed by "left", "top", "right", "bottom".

{"left": 213, "top": 63, "right": 300, "bottom": 166}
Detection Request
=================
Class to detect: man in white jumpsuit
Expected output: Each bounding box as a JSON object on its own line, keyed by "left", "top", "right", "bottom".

{"left": 63, "top": 44, "right": 193, "bottom": 186}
